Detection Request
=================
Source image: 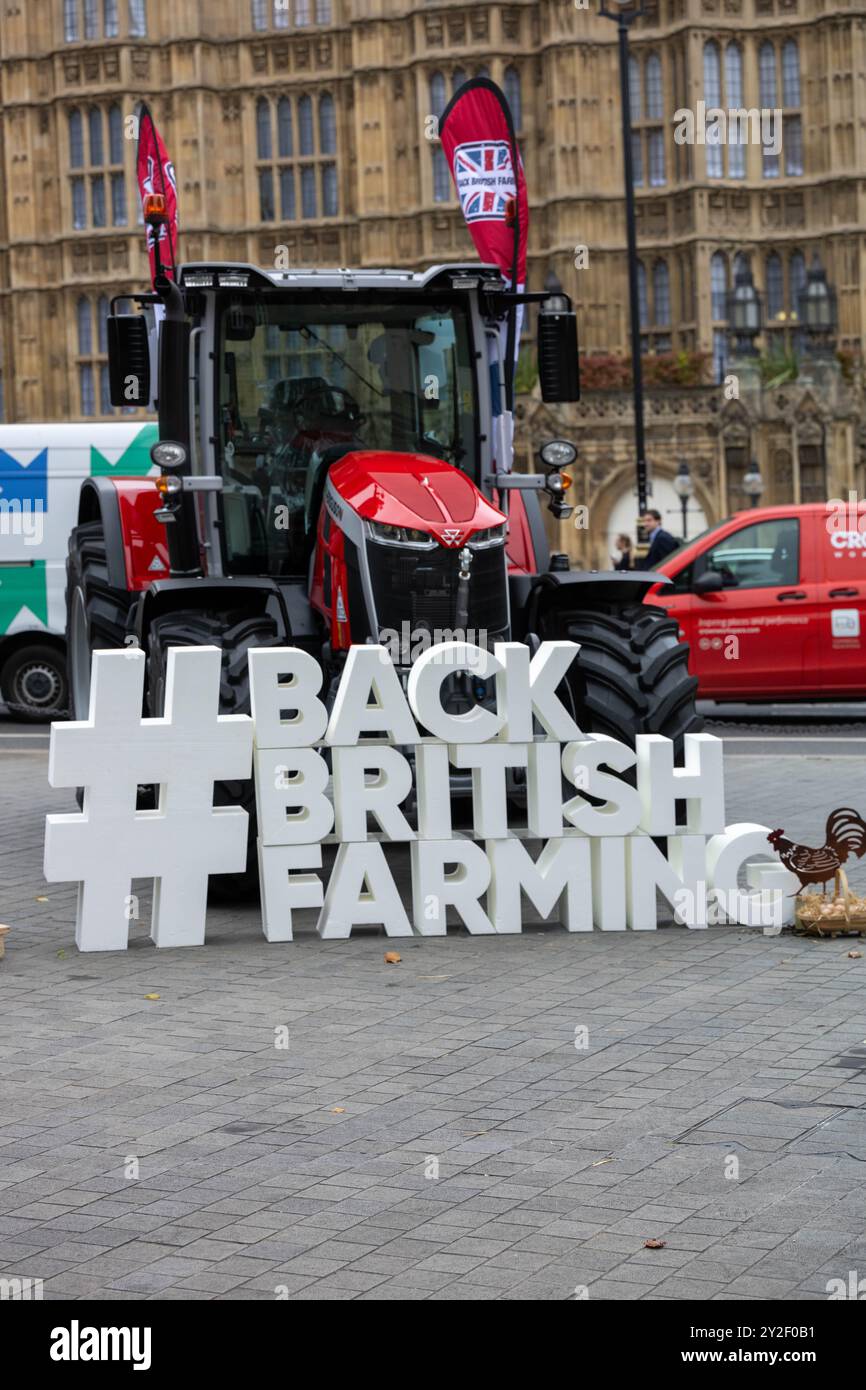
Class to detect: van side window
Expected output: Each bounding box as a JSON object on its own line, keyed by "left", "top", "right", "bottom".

{"left": 696, "top": 518, "right": 800, "bottom": 590}
{"left": 667, "top": 563, "right": 693, "bottom": 592}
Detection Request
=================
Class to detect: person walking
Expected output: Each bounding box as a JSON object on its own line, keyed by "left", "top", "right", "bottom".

{"left": 612, "top": 533, "right": 633, "bottom": 571}
{"left": 642, "top": 509, "right": 679, "bottom": 567}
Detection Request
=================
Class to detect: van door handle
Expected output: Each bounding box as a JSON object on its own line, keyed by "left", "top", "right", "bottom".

{"left": 777, "top": 590, "right": 806, "bottom": 601}
{"left": 829, "top": 587, "right": 858, "bottom": 598}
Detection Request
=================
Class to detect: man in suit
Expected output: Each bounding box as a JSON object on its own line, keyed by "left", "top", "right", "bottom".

{"left": 642, "top": 509, "right": 680, "bottom": 567}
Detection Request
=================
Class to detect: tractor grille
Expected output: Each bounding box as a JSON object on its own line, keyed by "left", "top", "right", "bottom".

{"left": 367, "top": 539, "right": 508, "bottom": 651}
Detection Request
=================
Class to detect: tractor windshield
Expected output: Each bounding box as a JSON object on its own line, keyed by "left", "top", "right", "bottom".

{"left": 216, "top": 295, "right": 477, "bottom": 577}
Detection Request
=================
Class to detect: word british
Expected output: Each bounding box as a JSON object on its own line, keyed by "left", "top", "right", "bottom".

{"left": 250, "top": 642, "right": 795, "bottom": 942}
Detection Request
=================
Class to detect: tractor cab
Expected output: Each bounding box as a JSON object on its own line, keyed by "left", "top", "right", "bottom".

{"left": 68, "top": 258, "right": 700, "bottom": 888}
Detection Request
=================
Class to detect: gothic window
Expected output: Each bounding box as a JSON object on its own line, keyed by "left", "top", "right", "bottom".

{"left": 782, "top": 39, "right": 800, "bottom": 106}
{"left": 628, "top": 56, "right": 641, "bottom": 118}
{"left": 128, "top": 0, "right": 147, "bottom": 37}
{"left": 69, "top": 110, "right": 84, "bottom": 168}
{"left": 316, "top": 0, "right": 332, "bottom": 20}
{"left": 64, "top": 0, "right": 80, "bottom": 41}
{"left": 432, "top": 147, "right": 450, "bottom": 202}
{"left": 632, "top": 54, "right": 665, "bottom": 188}
{"left": 69, "top": 106, "right": 126, "bottom": 229}
{"left": 77, "top": 297, "right": 114, "bottom": 417}
{"left": 256, "top": 99, "right": 272, "bottom": 160}
{"left": 278, "top": 98, "right": 293, "bottom": 158}
{"left": 295, "top": 0, "right": 311, "bottom": 24}
{"left": 758, "top": 42, "right": 777, "bottom": 106}
{"left": 653, "top": 260, "right": 671, "bottom": 326}
{"left": 648, "top": 130, "right": 665, "bottom": 187}
{"left": 765, "top": 252, "right": 783, "bottom": 319}
{"left": 645, "top": 55, "right": 663, "bottom": 120}
{"left": 710, "top": 251, "right": 728, "bottom": 320}
{"left": 452, "top": 69, "right": 467, "bottom": 94}
{"left": 298, "top": 96, "right": 314, "bottom": 155}
{"left": 319, "top": 94, "right": 336, "bottom": 154}
{"left": 430, "top": 72, "right": 447, "bottom": 120}
{"left": 724, "top": 442, "right": 748, "bottom": 511}
{"left": 257, "top": 95, "right": 339, "bottom": 222}
{"left": 725, "top": 43, "right": 745, "bottom": 178}
{"left": 504, "top": 66, "right": 522, "bottom": 129}
{"left": 637, "top": 260, "right": 649, "bottom": 333}
{"left": 703, "top": 42, "right": 723, "bottom": 177}
{"left": 789, "top": 250, "right": 806, "bottom": 312}
{"left": 252, "top": 0, "right": 268, "bottom": 28}
{"left": 65, "top": 0, "right": 129, "bottom": 38}
{"left": 631, "top": 132, "right": 643, "bottom": 188}
{"left": 784, "top": 116, "right": 803, "bottom": 176}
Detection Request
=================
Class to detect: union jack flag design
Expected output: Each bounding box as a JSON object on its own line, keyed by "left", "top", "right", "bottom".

{"left": 453, "top": 141, "right": 516, "bottom": 223}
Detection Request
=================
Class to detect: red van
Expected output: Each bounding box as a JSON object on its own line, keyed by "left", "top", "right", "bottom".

{"left": 644, "top": 503, "right": 866, "bottom": 699}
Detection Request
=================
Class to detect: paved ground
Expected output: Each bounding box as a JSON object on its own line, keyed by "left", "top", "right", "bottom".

{"left": 1, "top": 737, "right": 866, "bottom": 1302}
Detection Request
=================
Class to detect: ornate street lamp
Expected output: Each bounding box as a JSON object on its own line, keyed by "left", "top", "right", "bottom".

{"left": 672, "top": 458, "right": 694, "bottom": 539}
{"left": 727, "top": 262, "right": 762, "bottom": 357}
{"left": 798, "top": 252, "right": 838, "bottom": 357}
{"left": 599, "top": 0, "right": 649, "bottom": 517}
{"left": 742, "top": 460, "right": 764, "bottom": 507}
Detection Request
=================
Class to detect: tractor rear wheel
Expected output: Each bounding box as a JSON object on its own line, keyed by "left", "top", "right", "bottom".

{"left": 563, "top": 604, "right": 701, "bottom": 754}
{"left": 146, "top": 609, "right": 284, "bottom": 897}
{"left": 66, "top": 520, "right": 135, "bottom": 720}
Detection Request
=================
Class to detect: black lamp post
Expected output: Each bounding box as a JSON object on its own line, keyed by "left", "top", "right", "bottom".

{"left": 599, "top": 0, "right": 648, "bottom": 517}
{"left": 673, "top": 458, "right": 694, "bottom": 539}
{"left": 727, "top": 261, "right": 762, "bottom": 357}
{"left": 798, "top": 252, "right": 838, "bottom": 358}
{"left": 742, "top": 460, "right": 764, "bottom": 507}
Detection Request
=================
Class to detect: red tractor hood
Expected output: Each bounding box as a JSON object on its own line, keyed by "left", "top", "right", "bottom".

{"left": 329, "top": 451, "right": 505, "bottom": 547}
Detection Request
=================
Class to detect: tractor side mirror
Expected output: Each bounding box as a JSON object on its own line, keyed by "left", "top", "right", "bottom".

{"left": 537, "top": 294, "right": 580, "bottom": 403}
{"left": 107, "top": 313, "right": 150, "bottom": 408}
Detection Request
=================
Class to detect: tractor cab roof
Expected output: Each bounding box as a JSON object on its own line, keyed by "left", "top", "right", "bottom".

{"left": 178, "top": 262, "right": 504, "bottom": 295}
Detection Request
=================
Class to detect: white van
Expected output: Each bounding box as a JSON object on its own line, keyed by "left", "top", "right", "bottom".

{"left": 0, "top": 422, "right": 157, "bottom": 718}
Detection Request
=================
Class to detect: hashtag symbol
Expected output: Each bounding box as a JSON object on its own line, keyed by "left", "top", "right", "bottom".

{"left": 44, "top": 646, "right": 252, "bottom": 951}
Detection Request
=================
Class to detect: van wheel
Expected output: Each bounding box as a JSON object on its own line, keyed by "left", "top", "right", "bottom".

{"left": 563, "top": 604, "right": 702, "bottom": 754}
{"left": 0, "top": 645, "right": 68, "bottom": 720}
{"left": 66, "top": 520, "right": 134, "bottom": 720}
{"left": 146, "top": 608, "right": 284, "bottom": 897}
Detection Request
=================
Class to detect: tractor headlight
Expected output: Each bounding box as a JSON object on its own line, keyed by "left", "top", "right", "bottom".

{"left": 366, "top": 521, "right": 435, "bottom": 548}
{"left": 150, "top": 440, "right": 188, "bottom": 471}
{"left": 539, "top": 439, "right": 576, "bottom": 469}
{"left": 469, "top": 524, "right": 507, "bottom": 548}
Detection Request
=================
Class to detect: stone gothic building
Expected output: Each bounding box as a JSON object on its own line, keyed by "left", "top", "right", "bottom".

{"left": 0, "top": 0, "right": 864, "bottom": 564}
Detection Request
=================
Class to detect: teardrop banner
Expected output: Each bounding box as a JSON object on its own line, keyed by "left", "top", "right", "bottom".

{"left": 43, "top": 642, "right": 799, "bottom": 950}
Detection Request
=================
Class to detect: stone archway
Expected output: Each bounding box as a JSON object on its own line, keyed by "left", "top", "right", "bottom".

{"left": 587, "top": 462, "right": 715, "bottom": 569}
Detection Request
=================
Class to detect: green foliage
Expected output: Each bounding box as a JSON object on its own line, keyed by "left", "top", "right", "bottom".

{"left": 758, "top": 349, "right": 799, "bottom": 388}
{"left": 514, "top": 347, "right": 538, "bottom": 395}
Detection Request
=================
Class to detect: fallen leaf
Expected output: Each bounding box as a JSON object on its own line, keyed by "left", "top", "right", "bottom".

{"left": 35, "top": 896, "right": 48, "bottom": 903}
{"left": 331, "top": 1107, "right": 345, "bottom": 1114}
{"left": 848, "top": 951, "right": 862, "bottom": 959}
{"left": 56, "top": 949, "right": 66, "bottom": 959}
{"left": 384, "top": 951, "right": 401, "bottom": 964}
{"left": 591, "top": 1157, "right": 614, "bottom": 1167}
{"left": 144, "top": 993, "right": 160, "bottom": 1001}
{"left": 644, "top": 1239, "right": 666, "bottom": 1249}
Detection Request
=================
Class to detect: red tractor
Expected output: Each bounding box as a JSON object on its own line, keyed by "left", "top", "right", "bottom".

{"left": 66, "top": 259, "right": 699, "bottom": 887}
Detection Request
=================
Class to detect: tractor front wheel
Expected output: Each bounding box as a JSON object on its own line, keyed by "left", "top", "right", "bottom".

{"left": 563, "top": 603, "right": 701, "bottom": 753}
{"left": 66, "top": 520, "right": 135, "bottom": 720}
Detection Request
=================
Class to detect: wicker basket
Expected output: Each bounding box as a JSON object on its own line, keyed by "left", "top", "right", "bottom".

{"left": 794, "top": 870, "right": 866, "bottom": 937}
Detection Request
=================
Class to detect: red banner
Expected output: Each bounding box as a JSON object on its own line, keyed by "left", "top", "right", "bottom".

{"left": 136, "top": 104, "right": 178, "bottom": 284}
{"left": 439, "top": 78, "right": 528, "bottom": 301}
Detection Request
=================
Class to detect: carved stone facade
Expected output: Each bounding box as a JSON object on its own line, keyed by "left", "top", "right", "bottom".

{"left": 0, "top": 0, "right": 863, "bottom": 530}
